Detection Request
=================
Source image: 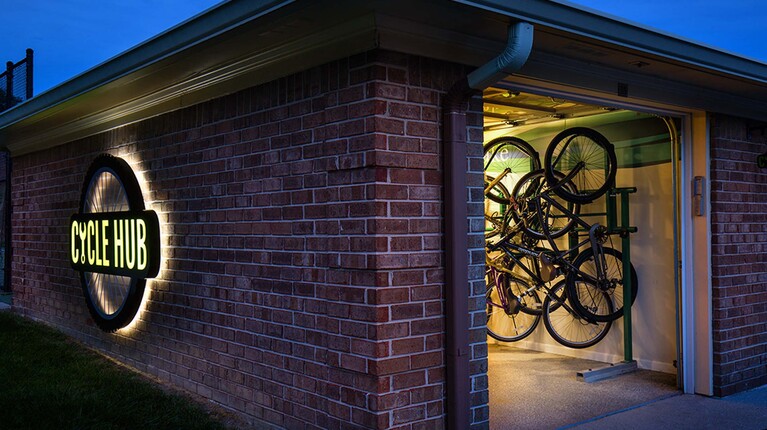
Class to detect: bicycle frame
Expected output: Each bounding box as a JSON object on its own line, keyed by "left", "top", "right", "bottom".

{"left": 527, "top": 188, "right": 611, "bottom": 288}
{"left": 486, "top": 233, "right": 594, "bottom": 323}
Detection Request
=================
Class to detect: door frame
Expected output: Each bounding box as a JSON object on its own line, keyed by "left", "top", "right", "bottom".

{"left": 488, "top": 77, "right": 712, "bottom": 394}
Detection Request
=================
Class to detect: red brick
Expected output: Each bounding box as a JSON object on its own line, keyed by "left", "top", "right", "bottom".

{"left": 9, "top": 50, "right": 485, "bottom": 430}
{"left": 369, "top": 82, "right": 406, "bottom": 100}
{"left": 393, "top": 370, "right": 427, "bottom": 390}
{"left": 392, "top": 338, "right": 425, "bottom": 355}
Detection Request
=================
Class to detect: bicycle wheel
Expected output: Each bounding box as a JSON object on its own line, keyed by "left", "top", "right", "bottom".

{"left": 486, "top": 272, "right": 541, "bottom": 342}
{"left": 542, "top": 280, "right": 612, "bottom": 348}
{"left": 511, "top": 169, "right": 580, "bottom": 240}
{"left": 543, "top": 127, "right": 617, "bottom": 204}
{"left": 566, "top": 246, "right": 638, "bottom": 322}
{"left": 485, "top": 174, "right": 513, "bottom": 239}
{"left": 484, "top": 136, "right": 541, "bottom": 202}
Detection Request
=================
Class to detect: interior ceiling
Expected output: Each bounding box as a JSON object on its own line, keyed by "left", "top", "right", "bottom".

{"left": 483, "top": 87, "right": 616, "bottom": 131}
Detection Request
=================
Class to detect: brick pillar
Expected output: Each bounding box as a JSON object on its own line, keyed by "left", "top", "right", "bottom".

{"left": 709, "top": 114, "right": 767, "bottom": 396}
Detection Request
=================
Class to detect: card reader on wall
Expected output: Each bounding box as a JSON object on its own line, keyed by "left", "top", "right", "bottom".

{"left": 693, "top": 176, "right": 705, "bottom": 216}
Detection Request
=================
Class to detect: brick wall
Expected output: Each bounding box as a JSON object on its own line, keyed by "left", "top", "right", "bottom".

{"left": 10, "top": 50, "right": 487, "bottom": 429}
{"left": 710, "top": 114, "right": 767, "bottom": 396}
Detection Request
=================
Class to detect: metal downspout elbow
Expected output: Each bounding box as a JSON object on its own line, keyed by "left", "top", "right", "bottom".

{"left": 468, "top": 21, "right": 534, "bottom": 90}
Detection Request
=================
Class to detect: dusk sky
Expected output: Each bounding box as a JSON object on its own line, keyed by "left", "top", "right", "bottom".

{"left": 2, "top": 0, "right": 220, "bottom": 94}
{"left": 2, "top": 0, "right": 766, "bottom": 96}
{"left": 569, "top": 0, "right": 767, "bottom": 61}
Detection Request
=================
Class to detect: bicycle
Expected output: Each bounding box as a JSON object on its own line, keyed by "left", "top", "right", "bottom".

{"left": 484, "top": 130, "right": 635, "bottom": 345}
{"left": 521, "top": 183, "right": 638, "bottom": 323}
{"left": 486, "top": 228, "right": 613, "bottom": 348}
{"left": 489, "top": 155, "right": 638, "bottom": 323}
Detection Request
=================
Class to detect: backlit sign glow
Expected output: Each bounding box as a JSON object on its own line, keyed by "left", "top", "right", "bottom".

{"left": 70, "top": 154, "right": 160, "bottom": 332}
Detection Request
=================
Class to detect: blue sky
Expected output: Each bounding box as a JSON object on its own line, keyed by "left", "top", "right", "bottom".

{"left": 2, "top": 0, "right": 220, "bottom": 94}
{"left": 2, "top": 1, "right": 765, "bottom": 96}
{"left": 568, "top": 0, "right": 767, "bottom": 61}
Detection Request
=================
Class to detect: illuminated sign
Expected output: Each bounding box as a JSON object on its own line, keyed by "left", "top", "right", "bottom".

{"left": 70, "top": 154, "right": 160, "bottom": 332}
{"left": 70, "top": 211, "right": 160, "bottom": 278}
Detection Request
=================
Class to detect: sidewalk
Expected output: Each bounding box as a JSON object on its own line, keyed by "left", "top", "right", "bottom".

{"left": 568, "top": 385, "right": 767, "bottom": 429}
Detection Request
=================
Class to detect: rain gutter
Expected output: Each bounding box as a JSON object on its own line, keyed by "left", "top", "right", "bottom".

{"left": 453, "top": 0, "right": 767, "bottom": 84}
{"left": 443, "top": 21, "right": 533, "bottom": 430}
{"left": 0, "top": 0, "right": 294, "bottom": 130}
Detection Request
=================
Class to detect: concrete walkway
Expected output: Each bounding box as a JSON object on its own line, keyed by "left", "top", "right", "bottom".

{"left": 489, "top": 344, "right": 767, "bottom": 430}
{"left": 567, "top": 385, "right": 767, "bottom": 429}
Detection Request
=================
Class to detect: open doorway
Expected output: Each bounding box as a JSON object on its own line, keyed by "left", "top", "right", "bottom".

{"left": 482, "top": 87, "right": 682, "bottom": 428}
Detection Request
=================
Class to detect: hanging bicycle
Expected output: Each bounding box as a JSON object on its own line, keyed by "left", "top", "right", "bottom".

{"left": 483, "top": 132, "right": 637, "bottom": 348}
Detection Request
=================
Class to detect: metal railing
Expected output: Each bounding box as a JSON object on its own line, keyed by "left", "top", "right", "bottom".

{"left": 0, "top": 48, "right": 33, "bottom": 113}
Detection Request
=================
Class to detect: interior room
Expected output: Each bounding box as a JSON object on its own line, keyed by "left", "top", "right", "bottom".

{"left": 483, "top": 86, "right": 681, "bottom": 428}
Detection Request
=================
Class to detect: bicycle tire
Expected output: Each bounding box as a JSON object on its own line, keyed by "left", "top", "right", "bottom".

{"left": 485, "top": 174, "right": 513, "bottom": 239}
{"left": 566, "top": 247, "right": 638, "bottom": 323}
{"left": 542, "top": 280, "right": 612, "bottom": 348}
{"left": 543, "top": 127, "right": 617, "bottom": 204}
{"left": 511, "top": 169, "right": 580, "bottom": 240}
{"left": 484, "top": 136, "right": 541, "bottom": 202}
{"left": 486, "top": 272, "right": 541, "bottom": 342}
{"left": 484, "top": 173, "right": 513, "bottom": 206}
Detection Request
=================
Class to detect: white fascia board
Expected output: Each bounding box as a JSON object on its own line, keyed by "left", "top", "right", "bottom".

{"left": 2, "top": 16, "right": 377, "bottom": 155}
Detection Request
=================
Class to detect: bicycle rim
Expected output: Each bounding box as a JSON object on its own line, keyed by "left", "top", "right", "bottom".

{"left": 484, "top": 136, "right": 541, "bottom": 204}
{"left": 511, "top": 169, "right": 580, "bottom": 240}
{"left": 543, "top": 280, "right": 612, "bottom": 348}
{"left": 544, "top": 127, "right": 616, "bottom": 204}
{"left": 567, "top": 247, "right": 638, "bottom": 322}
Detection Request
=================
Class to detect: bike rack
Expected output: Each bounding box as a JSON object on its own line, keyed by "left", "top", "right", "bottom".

{"left": 575, "top": 186, "right": 639, "bottom": 382}
{"left": 608, "top": 187, "right": 638, "bottom": 363}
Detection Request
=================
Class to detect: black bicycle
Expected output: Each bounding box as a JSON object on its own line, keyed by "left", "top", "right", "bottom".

{"left": 486, "top": 230, "right": 613, "bottom": 348}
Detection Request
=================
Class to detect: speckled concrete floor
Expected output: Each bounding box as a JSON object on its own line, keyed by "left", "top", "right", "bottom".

{"left": 488, "top": 343, "right": 679, "bottom": 430}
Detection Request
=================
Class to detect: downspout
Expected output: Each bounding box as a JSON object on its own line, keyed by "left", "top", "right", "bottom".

{"left": 443, "top": 21, "right": 533, "bottom": 429}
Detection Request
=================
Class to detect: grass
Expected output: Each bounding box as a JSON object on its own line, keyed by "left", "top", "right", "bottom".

{"left": 0, "top": 311, "right": 231, "bottom": 430}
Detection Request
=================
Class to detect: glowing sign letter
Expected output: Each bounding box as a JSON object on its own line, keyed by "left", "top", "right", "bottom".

{"left": 71, "top": 221, "right": 79, "bottom": 264}
{"left": 101, "top": 220, "right": 110, "bottom": 267}
{"left": 137, "top": 219, "right": 147, "bottom": 271}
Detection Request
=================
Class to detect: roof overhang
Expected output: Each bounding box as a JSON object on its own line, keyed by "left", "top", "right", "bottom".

{"left": 447, "top": 0, "right": 767, "bottom": 119}
{"left": 0, "top": 0, "right": 379, "bottom": 155}
{"left": 457, "top": 0, "right": 767, "bottom": 83}
{"left": 2, "top": 0, "right": 767, "bottom": 155}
